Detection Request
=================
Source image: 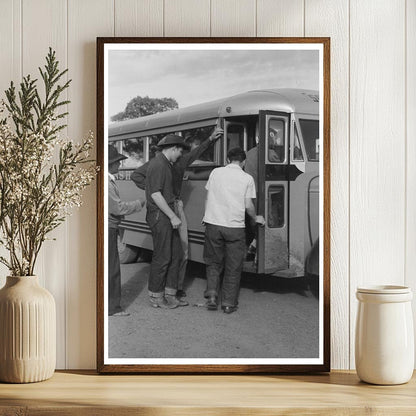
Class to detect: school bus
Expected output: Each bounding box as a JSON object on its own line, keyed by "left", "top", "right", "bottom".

{"left": 108, "top": 88, "right": 320, "bottom": 278}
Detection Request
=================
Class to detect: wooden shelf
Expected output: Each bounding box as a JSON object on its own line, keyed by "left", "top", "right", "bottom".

{"left": 0, "top": 370, "right": 415, "bottom": 415}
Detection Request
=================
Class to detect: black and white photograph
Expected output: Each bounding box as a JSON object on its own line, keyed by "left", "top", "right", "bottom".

{"left": 97, "top": 38, "right": 330, "bottom": 373}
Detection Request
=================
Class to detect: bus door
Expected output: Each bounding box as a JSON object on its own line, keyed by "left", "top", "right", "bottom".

{"left": 257, "top": 111, "right": 290, "bottom": 274}
{"left": 224, "top": 120, "right": 248, "bottom": 160}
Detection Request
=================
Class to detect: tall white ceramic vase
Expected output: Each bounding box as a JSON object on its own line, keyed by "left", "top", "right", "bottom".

{"left": 355, "top": 285, "right": 414, "bottom": 385}
{"left": 0, "top": 276, "right": 56, "bottom": 383}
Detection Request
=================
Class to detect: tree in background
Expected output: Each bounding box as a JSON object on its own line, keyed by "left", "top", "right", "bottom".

{"left": 111, "top": 96, "right": 178, "bottom": 122}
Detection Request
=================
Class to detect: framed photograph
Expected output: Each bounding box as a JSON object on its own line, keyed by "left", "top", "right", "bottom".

{"left": 97, "top": 37, "right": 330, "bottom": 373}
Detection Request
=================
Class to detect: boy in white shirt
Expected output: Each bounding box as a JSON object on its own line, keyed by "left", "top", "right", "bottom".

{"left": 203, "top": 147, "right": 265, "bottom": 314}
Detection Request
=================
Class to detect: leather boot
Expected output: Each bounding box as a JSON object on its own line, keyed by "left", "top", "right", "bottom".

{"left": 165, "top": 294, "right": 189, "bottom": 307}
{"left": 206, "top": 296, "right": 218, "bottom": 311}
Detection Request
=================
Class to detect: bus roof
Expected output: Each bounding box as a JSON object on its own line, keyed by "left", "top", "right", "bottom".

{"left": 108, "top": 88, "right": 319, "bottom": 138}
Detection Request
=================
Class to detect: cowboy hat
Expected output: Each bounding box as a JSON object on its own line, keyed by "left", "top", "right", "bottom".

{"left": 108, "top": 145, "right": 127, "bottom": 165}
{"left": 157, "top": 134, "right": 190, "bottom": 149}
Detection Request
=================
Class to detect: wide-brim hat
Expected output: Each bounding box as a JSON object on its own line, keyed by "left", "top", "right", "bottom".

{"left": 108, "top": 145, "right": 127, "bottom": 164}
{"left": 157, "top": 134, "right": 190, "bottom": 150}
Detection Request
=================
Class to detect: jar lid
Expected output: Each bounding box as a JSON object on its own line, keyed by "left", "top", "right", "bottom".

{"left": 357, "top": 285, "right": 411, "bottom": 294}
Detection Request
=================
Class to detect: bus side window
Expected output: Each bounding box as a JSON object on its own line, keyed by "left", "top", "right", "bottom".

{"left": 268, "top": 185, "right": 285, "bottom": 228}
{"left": 267, "top": 119, "right": 285, "bottom": 163}
{"left": 299, "top": 119, "right": 319, "bottom": 161}
{"left": 293, "top": 124, "right": 304, "bottom": 161}
{"left": 148, "top": 134, "right": 166, "bottom": 161}
{"left": 182, "top": 126, "right": 216, "bottom": 165}
{"left": 120, "top": 137, "right": 145, "bottom": 169}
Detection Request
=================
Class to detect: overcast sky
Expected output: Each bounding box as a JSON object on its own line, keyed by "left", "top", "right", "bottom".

{"left": 108, "top": 49, "right": 319, "bottom": 118}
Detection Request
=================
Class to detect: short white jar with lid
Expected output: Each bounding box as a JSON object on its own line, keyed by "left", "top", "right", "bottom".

{"left": 355, "top": 285, "right": 414, "bottom": 385}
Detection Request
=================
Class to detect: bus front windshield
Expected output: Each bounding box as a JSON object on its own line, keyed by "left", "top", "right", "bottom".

{"left": 299, "top": 119, "right": 319, "bottom": 161}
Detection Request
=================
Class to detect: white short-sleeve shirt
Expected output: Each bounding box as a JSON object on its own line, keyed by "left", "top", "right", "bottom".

{"left": 203, "top": 163, "right": 256, "bottom": 228}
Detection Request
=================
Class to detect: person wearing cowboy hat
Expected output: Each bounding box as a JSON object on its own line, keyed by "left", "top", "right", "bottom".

{"left": 108, "top": 145, "right": 145, "bottom": 316}
{"left": 145, "top": 134, "right": 192, "bottom": 309}
{"left": 131, "top": 126, "right": 223, "bottom": 299}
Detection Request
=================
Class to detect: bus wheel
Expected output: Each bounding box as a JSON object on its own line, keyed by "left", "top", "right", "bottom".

{"left": 118, "top": 236, "right": 140, "bottom": 264}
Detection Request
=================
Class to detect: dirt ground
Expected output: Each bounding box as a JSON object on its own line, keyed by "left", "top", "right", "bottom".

{"left": 108, "top": 261, "right": 319, "bottom": 359}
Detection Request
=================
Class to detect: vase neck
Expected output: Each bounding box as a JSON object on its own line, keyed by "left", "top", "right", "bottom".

{"left": 5, "top": 275, "right": 39, "bottom": 288}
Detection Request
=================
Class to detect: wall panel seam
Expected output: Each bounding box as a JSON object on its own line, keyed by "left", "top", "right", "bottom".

{"left": 404, "top": 0, "right": 407, "bottom": 286}
{"left": 13, "top": 0, "right": 16, "bottom": 74}
{"left": 20, "top": 0, "right": 23, "bottom": 79}
{"left": 303, "top": 0, "right": 305, "bottom": 37}
{"left": 348, "top": 0, "right": 351, "bottom": 370}
{"left": 65, "top": 0, "right": 69, "bottom": 369}
{"left": 210, "top": 0, "right": 212, "bottom": 37}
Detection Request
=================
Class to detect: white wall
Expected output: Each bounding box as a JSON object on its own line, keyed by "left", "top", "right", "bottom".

{"left": 0, "top": 0, "right": 414, "bottom": 370}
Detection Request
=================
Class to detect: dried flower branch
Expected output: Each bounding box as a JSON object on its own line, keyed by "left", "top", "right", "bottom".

{"left": 0, "top": 48, "right": 96, "bottom": 276}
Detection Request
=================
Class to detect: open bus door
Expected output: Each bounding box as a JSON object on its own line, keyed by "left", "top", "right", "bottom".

{"left": 257, "top": 111, "right": 290, "bottom": 274}
{"left": 224, "top": 119, "right": 248, "bottom": 159}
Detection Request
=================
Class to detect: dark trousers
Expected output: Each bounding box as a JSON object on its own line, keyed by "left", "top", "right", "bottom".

{"left": 147, "top": 209, "right": 183, "bottom": 296}
{"left": 203, "top": 223, "right": 246, "bottom": 307}
{"left": 108, "top": 227, "right": 122, "bottom": 315}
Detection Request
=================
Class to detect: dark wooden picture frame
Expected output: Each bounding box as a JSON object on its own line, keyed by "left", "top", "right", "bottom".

{"left": 97, "top": 37, "right": 330, "bottom": 373}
